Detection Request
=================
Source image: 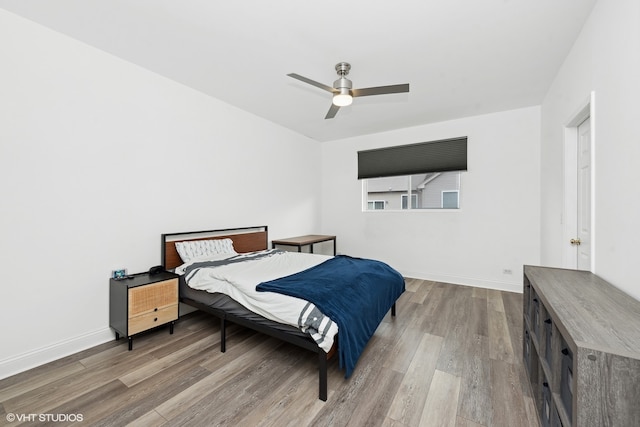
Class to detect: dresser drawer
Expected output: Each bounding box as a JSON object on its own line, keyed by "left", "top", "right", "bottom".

{"left": 129, "top": 305, "right": 178, "bottom": 335}
{"left": 128, "top": 279, "right": 178, "bottom": 316}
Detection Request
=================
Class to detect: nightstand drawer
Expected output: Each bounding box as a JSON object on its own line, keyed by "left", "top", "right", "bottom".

{"left": 129, "top": 305, "right": 178, "bottom": 335}
{"left": 128, "top": 279, "right": 178, "bottom": 316}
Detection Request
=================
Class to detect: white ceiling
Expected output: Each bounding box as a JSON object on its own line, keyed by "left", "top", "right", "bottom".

{"left": 0, "top": 0, "right": 596, "bottom": 142}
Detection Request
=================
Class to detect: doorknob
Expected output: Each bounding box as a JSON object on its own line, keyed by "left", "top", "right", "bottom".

{"left": 570, "top": 238, "right": 582, "bottom": 245}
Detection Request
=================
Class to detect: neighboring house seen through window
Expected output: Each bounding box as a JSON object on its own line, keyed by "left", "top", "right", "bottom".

{"left": 364, "top": 172, "right": 461, "bottom": 210}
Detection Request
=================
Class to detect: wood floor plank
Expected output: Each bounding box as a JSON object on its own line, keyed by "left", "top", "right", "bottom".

{"left": 88, "top": 362, "right": 212, "bottom": 426}
{"left": 119, "top": 330, "right": 217, "bottom": 387}
{"left": 437, "top": 321, "right": 468, "bottom": 376}
{"left": 54, "top": 335, "right": 220, "bottom": 425}
{"left": 240, "top": 357, "right": 323, "bottom": 427}
{"left": 43, "top": 344, "right": 214, "bottom": 426}
{"left": 333, "top": 367, "right": 405, "bottom": 427}
{"left": 0, "top": 339, "right": 120, "bottom": 390}
{"left": 456, "top": 416, "right": 486, "bottom": 427}
{"left": 457, "top": 334, "right": 491, "bottom": 426}
{"left": 490, "top": 358, "right": 530, "bottom": 427}
{"left": 468, "top": 296, "right": 489, "bottom": 338}
{"left": 419, "top": 369, "right": 461, "bottom": 427}
{"left": 437, "top": 286, "right": 474, "bottom": 376}
{"left": 156, "top": 334, "right": 279, "bottom": 420}
{"left": 487, "top": 289, "right": 506, "bottom": 313}
{"left": 409, "top": 279, "right": 434, "bottom": 304}
{"left": 387, "top": 333, "right": 443, "bottom": 426}
{"left": 471, "top": 286, "right": 487, "bottom": 299}
{"left": 394, "top": 300, "right": 425, "bottom": 332}
{"left": 154, "top": 335, "right": 280, "bottom": 421}
{"left": 381, "top": 416, "right": 408, "bottom": 427}
{"left": 43, "top": 379, "right": 129, "bottom": 425}
{"left": 3, "top": 348, "right": 157, "bottom": 415}
{"left": 404, "top": 277, "right": 421, "bottom": 293}
{"left": 162, "top": 343, "right": 305, "bottom": 426}
{"left": 488, "top": 307, "right": 515, "bottom": 364}
{"left": 420, "top": 283, "right": 457, "bottom": 337}
{"left": 522, "top": 394, "right": 541, "bottom": 427}
{"left": 501, "top": 290, "right": 523, "bottom": 327}
{"left": 125, "top": 409, "right": 167, "bottom": 427}
{"left": 382, "top": 326, "right": 424, "bottom": 374}
{"left": 205, "top": 347, "right": 311, "bottom": 427}
{"left": 0, "top": 360, "right": 86, "bottom": 402}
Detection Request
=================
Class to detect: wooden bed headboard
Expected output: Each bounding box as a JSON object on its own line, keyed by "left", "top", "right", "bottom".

{"left": 161, "top": 226, "right": 268, "bottom": 270}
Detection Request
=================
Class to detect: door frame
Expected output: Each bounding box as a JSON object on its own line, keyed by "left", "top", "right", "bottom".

{"left": 562, "top": 91, "right": 596, "bottom": 271}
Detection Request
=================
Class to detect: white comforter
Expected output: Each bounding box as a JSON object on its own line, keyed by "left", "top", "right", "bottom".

{"left": 175, "top": 250, "right": 339, "bottom": 352}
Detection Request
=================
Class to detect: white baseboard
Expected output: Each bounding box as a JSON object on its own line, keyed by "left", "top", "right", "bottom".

{"left": 401, "top": 270, "right": 523, "bottom": 293}
{"left": 0, "top": 327, "right": 114, "bottom": 380}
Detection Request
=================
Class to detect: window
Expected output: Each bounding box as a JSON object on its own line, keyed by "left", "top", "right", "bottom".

{"left": 442, "top": 190, "right": 459, "bottom": 209}
{"left": 401, "top": 194, "right": 418, "bottom": 209}
{"left": 364, "top": 172, "right": 461, "bottom": 210}
{"left": 358, "top": 137, "right": 467, "bottom": 211}
{"left": 367, "top": 200, "right": 385, "bottom": 210}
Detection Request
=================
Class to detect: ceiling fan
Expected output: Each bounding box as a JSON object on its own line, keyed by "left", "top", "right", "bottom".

{"left": 287, "top": 62, "right": 410, "bottom": 119}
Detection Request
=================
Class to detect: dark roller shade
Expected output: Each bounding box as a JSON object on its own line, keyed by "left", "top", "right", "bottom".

{"left": 357, "top": 137, "right": 467, "bottom": 179}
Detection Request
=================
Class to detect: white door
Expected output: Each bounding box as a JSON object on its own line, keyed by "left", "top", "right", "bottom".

{"left": 575, "top": 117, "right": 591, "bottom": 270}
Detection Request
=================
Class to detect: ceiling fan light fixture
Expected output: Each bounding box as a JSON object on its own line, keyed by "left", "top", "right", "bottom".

{"left": 287, "top": 62, "right": 409, "bottom": 119}
{"left": 333, "top": 88, "right": 353, "bottom": 106}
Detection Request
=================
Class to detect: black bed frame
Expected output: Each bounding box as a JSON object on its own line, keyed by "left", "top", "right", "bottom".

{"left": 161, "top": 226, "right": 396, "bottom": 401}
{"left": 180, "top": 295, "right": 332, "bottom": 400}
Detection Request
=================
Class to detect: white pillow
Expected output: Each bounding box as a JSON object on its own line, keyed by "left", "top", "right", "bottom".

{"left": 175, "top": 238, "right": 237, "bottom": 263}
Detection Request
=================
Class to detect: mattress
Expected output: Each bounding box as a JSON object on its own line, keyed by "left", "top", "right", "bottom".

{"left": 179, "top": 276, "right": 310, "bottom": 339}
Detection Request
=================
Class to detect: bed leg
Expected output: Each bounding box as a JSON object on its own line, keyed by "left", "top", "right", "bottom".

{"left": 318, "top": 352, "right": 327, "bottom": 401}
{"left": 220, "top": 317, "right": 226, "bottom": 353}
{"left": 391, "top": 303, "right": 396, "bottom": 317}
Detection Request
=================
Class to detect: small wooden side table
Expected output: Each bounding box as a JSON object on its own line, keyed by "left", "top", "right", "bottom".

{"left": 109, "top": 271, "right": 179, "bottom": 350}
{"left": 272, "top": 234, "right": 336, "bottom": 255}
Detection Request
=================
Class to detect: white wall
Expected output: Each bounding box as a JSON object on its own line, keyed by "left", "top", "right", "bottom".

{"left": 0, "top": 10, "right": 321, "bottom": 378}
{"left": 321, "top": 107, "right": 541, "bottom": 292}
{"left": 540, "top": 0, "right": 640, "bottom": 300}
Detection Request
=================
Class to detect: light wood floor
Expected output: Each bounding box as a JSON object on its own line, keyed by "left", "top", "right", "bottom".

{"left": 0, "top": 279, "right": 539, "bottom": 427}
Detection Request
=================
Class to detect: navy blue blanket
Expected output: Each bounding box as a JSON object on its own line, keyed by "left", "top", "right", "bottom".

{"left": 256, "top": 255, "right": 405, "bottom": 378}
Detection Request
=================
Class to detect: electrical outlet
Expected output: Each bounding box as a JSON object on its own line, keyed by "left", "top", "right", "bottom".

{"left": 503, "top": 269, "right": 513, "bottom": 275}
{"left": 112, "top": 268, "right": 128, "bottom": 279}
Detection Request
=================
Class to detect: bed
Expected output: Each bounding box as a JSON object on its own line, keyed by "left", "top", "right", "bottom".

{"left": 161, "top": 226, "right": 404, "bottom": 401}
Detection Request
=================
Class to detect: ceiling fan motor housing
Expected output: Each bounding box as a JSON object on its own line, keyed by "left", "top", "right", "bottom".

{"left": 333, "top": 78, "right": 352, "bottom": 94}
{"left": 334, "top": 62, "right": 353, "bottom": 94}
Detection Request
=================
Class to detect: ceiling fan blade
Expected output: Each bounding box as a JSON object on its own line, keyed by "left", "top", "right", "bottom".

{"left": 325, "top": 103, "right": 340, "bottom": 119}
{"left": 287, "top": 73, "right": 336, "bottom": 93}
{"left": 352, "top": 83, "right": 410, "bottom": 98}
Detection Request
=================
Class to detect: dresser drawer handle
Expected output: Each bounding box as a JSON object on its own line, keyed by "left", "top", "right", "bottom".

{"left": 154, "top": 317, "right": 158, "bottom": 322}
{"left": 154, "top": 307, "right": 158, "bottom": 312}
